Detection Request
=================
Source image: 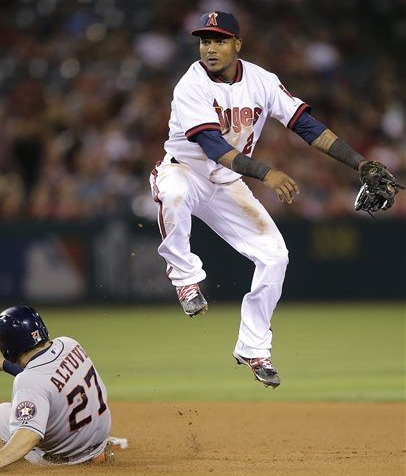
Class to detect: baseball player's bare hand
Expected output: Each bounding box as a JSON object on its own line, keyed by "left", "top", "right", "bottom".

{"left": 0, "top": 358, "right": 4, "bottom": 371}
{"left": 263, "top": 170, "right": 299, "bottom": 204}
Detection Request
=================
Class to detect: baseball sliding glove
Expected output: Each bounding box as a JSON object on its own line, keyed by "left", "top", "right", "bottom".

{"left": 354, "top": 161, "right": 404, "bottom": 215}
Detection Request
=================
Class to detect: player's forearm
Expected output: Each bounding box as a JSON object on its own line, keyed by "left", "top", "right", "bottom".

{"left": 217, "top": 149, "right": 239, "bottom": 168}
{"left": 194, "top": 130, "right": 292, "bottom": 194}
{"left": 0, "top": 429, "right": 40, "bottom": 468}
{"left": 218, "top": 149, "right": 271, "bottom": 180}
{"left": 311, "top": 129, "right": 367, "bottom": 171}
{"left": 193, "top": 130, "right": 271, "bottom": 180}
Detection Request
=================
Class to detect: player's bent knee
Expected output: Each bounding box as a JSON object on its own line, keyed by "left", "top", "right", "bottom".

{"left": 258, "top": 247, "right": 289, "bottom": 278}
{"left": 266, "top": 242, "right": 289, "bottom": 264}
{"left": 279, "top": 247, "right": 289, "bottom": 263}
{"left": 277, "top": 251, "right": 289, "bottom": 268}
{"left": 271, "top": 250, "right": 289, "bottom": 272}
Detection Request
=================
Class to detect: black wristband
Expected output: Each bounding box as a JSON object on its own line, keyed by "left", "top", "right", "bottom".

{"left": 328, "top": 138, "right": 364, "bottom": 170}
{"left": 3, "top": 360, "right": 24, "bottom": 376}
{"left": 231, "top": 153, "right": 271, "bottom": 181}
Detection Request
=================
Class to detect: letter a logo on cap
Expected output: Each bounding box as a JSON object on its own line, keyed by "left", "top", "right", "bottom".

{"left": 206, "top": 12, "right": 218, "bottom": 26}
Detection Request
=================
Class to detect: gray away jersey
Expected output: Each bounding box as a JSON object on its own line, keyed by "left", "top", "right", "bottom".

{"left": 9, "top": 337, "right": 111, "bottom": 463}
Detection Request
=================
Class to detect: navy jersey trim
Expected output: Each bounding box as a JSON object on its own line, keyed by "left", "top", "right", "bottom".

{"left": 199, "top": 60, "right": 243, "bottom": 84}
{"left": 287, "top": 103, "right": 311, "bottom": 129}
{"left": 26, "top": 343, "right": 52, "bottom": 364}
{"left": 185, "top": 122, "right": 221, "bottom": 140}
{"left": 27, "top": 339, "right": 65, "bottom": 370}
{"left": 16, "top": 425, "right": 45, "bottom": 438}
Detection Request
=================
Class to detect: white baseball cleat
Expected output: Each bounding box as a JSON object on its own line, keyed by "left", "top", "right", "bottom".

{"left": 233, "top": 351, "right": 281, "bottom": 388}
{"left": 176, "top": 284, "right": 208, "bottom": 317}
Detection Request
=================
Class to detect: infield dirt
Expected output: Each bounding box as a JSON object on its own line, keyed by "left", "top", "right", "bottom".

{"left": 4, "top": 401, "right": 404, "bottom": 476}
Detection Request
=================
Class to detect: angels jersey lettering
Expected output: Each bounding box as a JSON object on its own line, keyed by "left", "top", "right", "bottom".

{"left": 164, "top": 59, "right": 308, "bottom": 183}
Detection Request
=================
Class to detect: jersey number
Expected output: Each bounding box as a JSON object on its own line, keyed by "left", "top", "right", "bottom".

{"left": 67, "top": 365, "right": 107, "bottom": 432}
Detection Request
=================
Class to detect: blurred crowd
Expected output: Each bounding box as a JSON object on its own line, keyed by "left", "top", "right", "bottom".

{"left": 0, "top": 0, "right": 404, "bottom": 221}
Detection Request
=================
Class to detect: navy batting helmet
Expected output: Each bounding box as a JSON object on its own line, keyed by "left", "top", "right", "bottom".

{"left": 0, "top": 305, "right": 49, "bottom": 363}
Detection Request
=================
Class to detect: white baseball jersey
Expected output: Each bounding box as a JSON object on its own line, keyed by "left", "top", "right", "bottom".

{"left": 152, "top": 57, "right": 307, "bottom": 359}
{"left": 9, "top": 337, "right": 111, "bottom": 464}
{"left": 164, "top": 58, "right": 309, "bottom": 183}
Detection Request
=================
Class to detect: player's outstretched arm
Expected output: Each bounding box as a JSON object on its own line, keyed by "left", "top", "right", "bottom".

{"left": 290, "top": 111, "right": 404, "bottom": 212}
{"left": 310, "top": 128, "right": 367, "bottom": 170}
{"left": 310, "top": 128, "right": 404, "bottom": 212}
{"left": 0, "top": 429, "right": 41, "bottom": 468}
{"left": 291, "top": 112, "right": 366, "bottom": 171}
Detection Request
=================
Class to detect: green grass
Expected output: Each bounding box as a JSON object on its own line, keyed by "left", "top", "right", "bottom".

{"left": 0, "top": 303, "right": 404, "bottom": 402}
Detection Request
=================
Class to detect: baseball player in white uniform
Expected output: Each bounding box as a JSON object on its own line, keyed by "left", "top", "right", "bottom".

{"left": 150, "top": 11, "right": 399, "bottom": 387}
{"left": 0, "top": 305, "right": 111, "bottom": 468}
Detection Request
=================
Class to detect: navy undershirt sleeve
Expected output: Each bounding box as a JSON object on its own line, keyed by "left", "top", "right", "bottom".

{"left": 3, "top": 360, "right": 24, "bottom": 376}
{"left": 193, "top": 113, "right": 325, "bottom": 159}
{"left": 292, "top": 111, "right": 327, "bottom": 144}
{"left": 193, "top": 130, "right": 234, "bottom": 163}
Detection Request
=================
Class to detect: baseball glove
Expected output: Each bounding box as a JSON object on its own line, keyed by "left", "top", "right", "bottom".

{"left": 354, "top": 160, "right": 404, "bottom": 215}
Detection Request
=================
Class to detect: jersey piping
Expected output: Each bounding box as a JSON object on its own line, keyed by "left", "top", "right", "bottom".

{"left": 287, "top": 102, "right": 311, "bottom": 129}
{"left": 185, "top": 122, "right": 221, "bottom": 140}
{"left": 26, "top": 340, "right": 65, "bottom": 370}
{"left": 20, "top": 424, "right": 45, "bottom": 438}
{"left": 26, "top": 343, "right": 53, "bottom": 365}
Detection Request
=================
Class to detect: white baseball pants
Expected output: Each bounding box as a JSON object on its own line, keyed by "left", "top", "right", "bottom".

{"left": 0, "top": 403, "right": 10, "bottom": 444}
{"left": 150, "top": 161, "right": 289, "bottom": 358}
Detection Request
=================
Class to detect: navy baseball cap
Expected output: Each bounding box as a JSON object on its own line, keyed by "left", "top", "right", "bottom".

{"left": 191, "top": 11, "right": 240, "bottom": 38}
